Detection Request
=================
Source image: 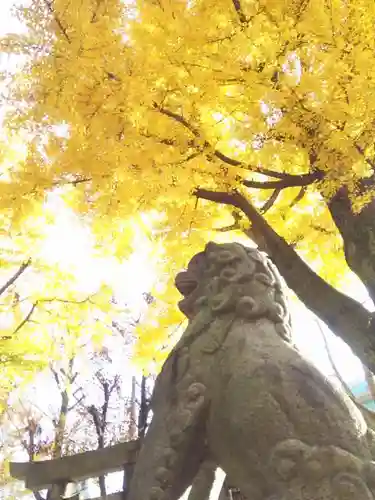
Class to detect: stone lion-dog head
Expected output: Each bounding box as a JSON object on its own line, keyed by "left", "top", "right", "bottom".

{"left": 175, "top": 241, "right": 292, "bottom": 342}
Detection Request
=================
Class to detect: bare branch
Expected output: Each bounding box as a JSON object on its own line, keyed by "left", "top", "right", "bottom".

{"left": 231, "top": 0, "right": 247, "bottom": 23}
{"left": 52, "top": 177, "right": 92, "bottom": 187}
{"left": 67, "top": 395, "right": 85, "bottom": 412}
{"left": 87, "top": 391, "right": 109, "bottom": 496}
{"left": 138, "top": 376, "right": 150, "bottom": 440}
{"left": 216, "top": 223, "right": 239, "bottom": 232}
{"left": 53, "top": 389, "right": 69, "bottom": 460}
{"left": 38, "top": 294, "right": 96, "bottom": 306}
{"left": 0, "top": 259, "right": 31, "bottom": 298}
{"left": 12, "top": 303, "right": 37, "bottom": 336}
{"left": 87, "top": 405, "right": 104, "bottom": 446}
{"left": 50, "top": 365, "right": 62, "bottom": 391}
{"left": 215, "top": 209, "right": 243, "bottom": 232}
{"left": 85, "top": 371, "right": 121, "bottom": 496}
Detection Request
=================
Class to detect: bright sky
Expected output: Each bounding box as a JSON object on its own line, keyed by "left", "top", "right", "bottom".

{"left": 0, "top": 1, "right": 22, "bottom": 35}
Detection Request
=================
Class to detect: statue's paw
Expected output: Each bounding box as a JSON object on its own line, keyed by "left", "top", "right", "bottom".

{"left": 166, "top": 382, "right": 207, "bottom": 446}
{"left": 145, "top": 453, "right": 176, "bottom": 500}
{"left": 269, "top": 439, "right": 312, "bottom": 480}
{"left": 270, "top": 439, "right": 375, "bottom": 499}
{"left": 332, "top": 472, "right": 374, "bottom": 500}
{"left": 186, "top": 382, "right": 206, "bottom": 403}
{"left": 326, "top": 446, "right": 375, "bottom": 499}
{"left": 160, "top": 447, "right": 178, "bottom": 469}
{"left": 169, "top": 409, "right": 194, "bottom": 445}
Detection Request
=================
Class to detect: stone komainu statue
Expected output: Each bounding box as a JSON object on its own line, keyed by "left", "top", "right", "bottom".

{"left": 128, "top": 242, "right": 375, "bottom": 500}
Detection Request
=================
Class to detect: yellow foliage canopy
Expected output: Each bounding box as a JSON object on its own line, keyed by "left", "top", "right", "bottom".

{"left": 1, "top": 0, "right": 375, "bottom": 367}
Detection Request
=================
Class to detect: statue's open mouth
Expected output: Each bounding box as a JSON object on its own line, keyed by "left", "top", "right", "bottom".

{"left": 175, "top": 251, "right": 206, "bottom": 298}
{"left": 174, "top": 251, "right": 206, "bottom": 317}
{"left": 175, "top": 272, "right": 198, "bottom": 297}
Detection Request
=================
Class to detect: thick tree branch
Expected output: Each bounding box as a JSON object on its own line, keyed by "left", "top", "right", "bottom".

{"left": 0, "top": 259, "right": 31, "bottom": 298}
{"left": 243, "top": 171, "right": 321, "bottom": 190}
{"left": 195, "top": 187, "right": 375, "bottom": 373}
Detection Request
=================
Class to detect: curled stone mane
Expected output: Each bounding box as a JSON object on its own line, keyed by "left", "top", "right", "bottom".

{"left": 129, "top": 239, "right": 375, "bottom": 500}
{"left": 191, "top": 242, "right": 292, "bottom": 343}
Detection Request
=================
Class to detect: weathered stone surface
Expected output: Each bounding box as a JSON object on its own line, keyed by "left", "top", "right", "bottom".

{"left": 128, "top": 242, "right": 375, "bottom": 500}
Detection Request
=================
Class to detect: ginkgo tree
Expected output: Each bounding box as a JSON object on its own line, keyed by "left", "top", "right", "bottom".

{"left": 1, "top": 0, "right": 375, "bottom": 370}
{"left": 0, "top": 182, "right": 120, "bottom": 405}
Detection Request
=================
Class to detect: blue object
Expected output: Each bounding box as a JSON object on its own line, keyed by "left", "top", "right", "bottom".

{"left": 349, "top": 380, "right": 375, "bottom": 410}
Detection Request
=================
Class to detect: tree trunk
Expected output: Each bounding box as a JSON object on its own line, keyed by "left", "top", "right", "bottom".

{"left": 327, "top": 187, "right": 375, "bottom": 306}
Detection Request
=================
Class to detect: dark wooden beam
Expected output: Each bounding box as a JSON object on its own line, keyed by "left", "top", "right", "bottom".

{"left": 10, "top": 439, "right": 139, "bottom": 491}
